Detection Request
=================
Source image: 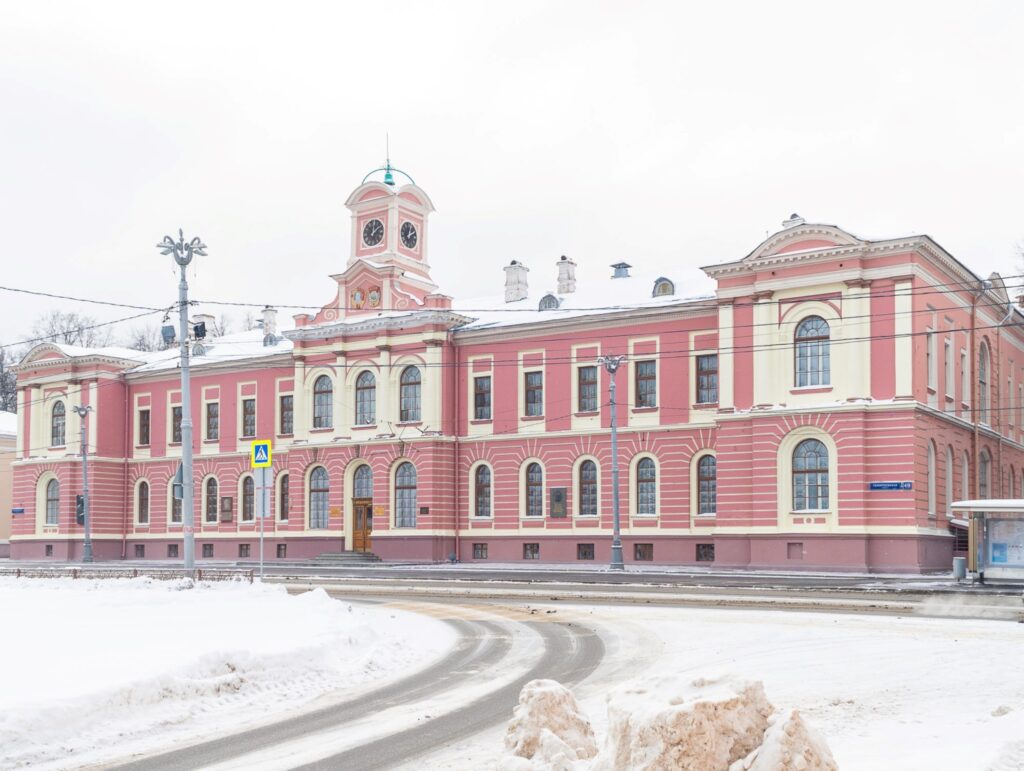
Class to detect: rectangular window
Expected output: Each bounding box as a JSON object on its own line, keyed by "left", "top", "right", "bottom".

{"left": 577, "top": 543, "right": 595, "bottom": 560}
{"left": 206, "top": 402, "right": 219, "bottom": 441}
{"left": 523, "top": 542, "right": 540, "bottom": 560}
{"left": 944, "top": 339, "right": 953, "bottom": 399}
{"left": 171, "top": 494, "right": 182, "bottom": 524}
{"left": 474, "top": 376, "right": 492, "bottom": 420}
{"left": 279, "top": 475, "right": 290, "bottom": 521}
{"left": 280, "top": 394, "right": 294, "bottom": 435}
{"left": 171, "top": 406, "right": 183, "bottom": 444}
{"left": 578, "top": 366, "right": 598, "bottom": 412}
{"left": 696, "top": 543, "right": 715, "bottom": 562}
{"left": 242, "top": 398, "right": 256, "bottom": 438}
{"left": 202, "top": 543, "right": 214, "bottom": 558}
{"left": 961, "top": 350, "right": 969, "bottom": 405}
{"left": 926, "top": 330, "right": 936, "bottom": 390}
{"left": 167, "top": 544, "right": 179, "bottom": 558}
{"left": 635, "top": 360, "right": 657, "bottom": 408}
{"left": 696, "top": 355, "right": 718, "bottom": 404}
{"left": 472, "top": 543, "right": 488, "bottom": 559}
{"left": 277, "top": 543, "right": 287, "bottom": 559}
{"left": 634, "top": 543, "right": 654, "bottom": 561}
{"left": 134, "top": 544, "right": 145, "bottom": 559}
{"left": 525, "top": 372, "right": 544, "bottom": 417}
{"left": 45, "top": 545, "right": 53, "bottom": 557}
{"left": 138, "top": 409, "right": 150, "bottom": 446}
{"left": 238, "top": 544, "right": 250, "bottom": 558}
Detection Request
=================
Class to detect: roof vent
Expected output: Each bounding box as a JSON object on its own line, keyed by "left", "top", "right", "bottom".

{"left": 611, "top": 262, "right": 632, "bottom": 279}
{"left": 782, "top": 213, "right": 805, "bottom": 229}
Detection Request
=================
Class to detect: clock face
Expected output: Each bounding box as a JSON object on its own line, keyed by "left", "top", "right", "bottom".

{"left": 400, "top": 221, "right": 418, "bottom": 249}
{"left": 362, "top": 218, "right": 384, "bottom": 247}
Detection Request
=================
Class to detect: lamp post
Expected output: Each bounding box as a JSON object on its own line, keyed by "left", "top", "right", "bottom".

{"left": 72, "top": 404, "right": 93, "bottom": 562}
{"left": 598, "top": 354, "right": 626, "bottom": 570}
{"left": 157, "top": 229, "right": 207, "bottom": 572}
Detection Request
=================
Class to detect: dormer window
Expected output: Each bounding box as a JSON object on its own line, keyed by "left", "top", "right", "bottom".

{"left": 652, "top": 278, "right": 674, "bottom": 297}
{"left": 538, "top": 294, "right": 561, "bottom": 311}
{"left": 192, "top": 343, "right": 207, "bottom": 357}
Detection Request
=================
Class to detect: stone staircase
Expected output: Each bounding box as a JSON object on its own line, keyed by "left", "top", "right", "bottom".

{"left": 310, "top": 550, "right": 383, "bottom": 566}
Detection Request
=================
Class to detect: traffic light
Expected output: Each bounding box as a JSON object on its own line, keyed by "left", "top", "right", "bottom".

{"left": 76, "top": 495, "right": 85, "bottom": 526}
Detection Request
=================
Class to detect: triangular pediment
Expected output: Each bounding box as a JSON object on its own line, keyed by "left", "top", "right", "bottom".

{"left": 745, "top": 223, "right": 866, "bottom": 262}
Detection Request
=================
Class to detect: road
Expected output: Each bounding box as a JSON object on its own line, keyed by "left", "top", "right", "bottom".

{"left": 109, "top": 598, "right": 604, "bottom": 771}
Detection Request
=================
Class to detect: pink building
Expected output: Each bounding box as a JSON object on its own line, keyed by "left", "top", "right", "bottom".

{"left": 9, "top": 175, "right": 1020, "bottom": 571}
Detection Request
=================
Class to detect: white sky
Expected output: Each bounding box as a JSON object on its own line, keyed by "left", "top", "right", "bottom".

{"left": 1, "top": 1, "right": 1022, "bottom": 346}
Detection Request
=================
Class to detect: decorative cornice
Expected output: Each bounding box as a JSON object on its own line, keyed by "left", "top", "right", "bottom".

{"left": 285, "top": 309, "right": 472, "bottom": 342}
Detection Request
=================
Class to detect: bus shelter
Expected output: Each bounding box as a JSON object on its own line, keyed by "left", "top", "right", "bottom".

{"left": 950, "top": 500, "right": 1024, "bottom": 582}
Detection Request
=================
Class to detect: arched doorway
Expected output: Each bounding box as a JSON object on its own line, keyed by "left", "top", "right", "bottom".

{"left": 352, "top": 464, "right": 373, "bottom": 552}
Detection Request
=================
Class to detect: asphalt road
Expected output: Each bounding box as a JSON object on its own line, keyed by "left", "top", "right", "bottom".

{"left": 109, "top": 602, "right": 604, "bottom": 771}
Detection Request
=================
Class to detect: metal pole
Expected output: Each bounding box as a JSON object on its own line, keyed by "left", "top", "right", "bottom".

{"left": 259, "top": 466, "right": 265, "bottom": 580}
{"left": 73, "top": 405, "right": 93, "bottom": 563}
{"left": 158, "top": 230, "right": 207, "bottom": 574}
{"left": 599, "top": 355, "right": 626, "bottom": 570}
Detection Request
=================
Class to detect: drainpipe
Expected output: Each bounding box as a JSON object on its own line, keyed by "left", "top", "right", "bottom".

{"left": 995, "top": 295, "right": 1015, "bottom": 497}
{"left": 971, "top": 290, "right": 979, "bottom": 499}
{"left": 450, "top": 332, "right": 461, "bottom": 561}
{"left": 122, "top": 373, "right": 129, "bottom": 560}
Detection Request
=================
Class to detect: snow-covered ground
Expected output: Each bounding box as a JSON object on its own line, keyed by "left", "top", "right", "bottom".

{"left": 413, "top": 602, "right": 1024, "bottom": 770}
{"left": 0, "top": 577, "right": 455, "bottom": 770}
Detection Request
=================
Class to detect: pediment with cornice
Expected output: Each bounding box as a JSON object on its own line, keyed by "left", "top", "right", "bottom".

{"left": 745, "top": 223, "right": 866, "bottom": 262}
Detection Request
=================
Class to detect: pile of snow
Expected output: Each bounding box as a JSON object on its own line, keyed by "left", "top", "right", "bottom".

{"left": 501, "top": 679, "right": 598, "bottom": 769}
{"left": 0, "top": 576, "right": 454, "bottom": 770}
{"left": 501, "top": 676, "right": 836, "bottom": 771}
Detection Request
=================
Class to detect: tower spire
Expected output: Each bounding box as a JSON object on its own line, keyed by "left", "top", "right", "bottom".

{"left": 383, "top": 133, "right": 394, "bottom": 186}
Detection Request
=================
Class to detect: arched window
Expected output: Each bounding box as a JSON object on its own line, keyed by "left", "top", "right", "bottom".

{"left": 354, "top": 464, "right": 373, "bottom": 498}
{"left": 526, "top": 462, "right": 543, "bottom": 517}
{"left": 793, "top": 439, "right": 829, "bottom": 511}
{"left": 51, "top": 402, "right": 66, "bottom": 447}
{"left": 794, "top": 316, "right": 830, "bottom": 387}
{"left": 205, "top": 477, "right": 219, "bottom": 523}
{"left": 309, "top": 466, "right": 329, "bottom": 529}
{"left": 395, "top": 462, "right": 417, "bottom": 527}
{"left": 400, "top": 366, "right": 422, "bottom": 422}
{"left": 652, "top": 278, "right": 675, "bottom": 297}
{"left": 138, "top": 481, "right": 150, "bottom": 524}
{"left": 278, "top": 473, "right": 290, "bottom": 521}
{"left": 474, "top": 465, "right": 491, "bottom": 517}
{"left": 1010, "top": 467, "right": 1017, "bottom": 499}
{"left": 979, "top": 450, "right": 991, "bottom": 499}
{"left": 962, "top": 451, "right": 970, "bottom": 500}
{"left": 242, "top": 476, "right": 255, "bottom": 521}
{"left": 636, "top": 457, "right": 656, "bottom": 515}
{"left": 579, "top": 460, "right": 597, "bottom": 517}
{"left": 979, "top": 341, "right": 991, "bottom": 424}
{"left": 313, "top": 375, "right": 333, "bottom": 429}
{"left": 355, "top": 371, "right": 376, "bottom": 425}
{"left": 170, "top": 477, "right": 183, "bottom": 524}
{"left": 698, "top": 455, "right": 717, "bottom": 515}
{"left": 45, "top": 478, "right": 60, "bottom": 525}
{"left": 927, "top": 442, "right": 936, "bottom": 518}
{"left": 945, "top": 446, "right": 953, "bottom": 517}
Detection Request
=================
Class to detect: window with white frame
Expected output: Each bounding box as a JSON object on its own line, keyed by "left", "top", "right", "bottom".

{"left": 635, "top": 360, "right": 657, "bottom": 408}
{"left": 400, "top": 366, "right": 422, "bottom": 422}
{"left": 945, "top": 446, "right": 953, "bottom": 518}
{"left": 979, "top": 341, "right": 991, "bottom": 424}
{"left": 697, "top": 454, "right": 717, "bottom": 515}
{"left": 944, "top": 338, "right": 953, "bottom": 399}
{"left": 979, "top": 449, "right": 991, "bottom": 498}
{"left": 204, "top": 477, "right": 219, "bottom": 523}
{"left": 138, "top": 480, "right": 150, "bottom": 524}
{"left": 794, "top": 316, "right": 830, "bottom": 387}
{"left": 394, "top": 462, "right": 417, "bottom": 527}
{"left": 793, "top": 439, "right": 829, "bottom": 510}
{"left": 45, "top": 478, "right": 60, "bottom": 525}
{"left": 51, "top": 402, "right": 66, "bottom": 447}
{"left": 525, "top": 462, "right": 543, "bottom": 516}
{"left": 579, "top": 460, "right": 598, "bottom": 517}
{"left": 242, "top": 476, "right": 255, "bottom": 521}
{"left": 354, "top": 464, "right": 373, "bottom": 498}
{"left": 926, "top": 331, "right": 936, "bottom": 391}
{"left": 278, "top": 473, "right": 290, "bottom": 520}
{"left": 927, "top": 442, "right": 936, "bottom": 518}
{"left": 962, "top": 451, "right": 970, "bottom": 500}
{"left": 309, "top": 466, "right": 329, "bottom": 529}
{"left": 313, "top": 375, "right": 333, "bottom": 429}
{"left": 636, "top": 457, "right": 656, "bottom": 515}
{"left": 355, "top": 371, "right": 376, "bottom": 425}
{"left": 170, "top": 477, "right": 182, "bottom": 523}
{"left": 474, "top": 465, "right": 491, "bottom": 517}
{"left": 525, "top": 372, "right": 544, "bottom": 417}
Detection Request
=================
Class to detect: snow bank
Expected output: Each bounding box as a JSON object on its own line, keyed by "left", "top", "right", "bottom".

{"left": 730, "top": 709, "right": 837, "bottom": 771}
{"left": 0, "top": 577, "right": 454, "bottom": 770}
{"left": 501, "top": 676, "right": 836, "bottom": 771}
{"left": 501, "top": 679, "right": 598, "bottom": 769}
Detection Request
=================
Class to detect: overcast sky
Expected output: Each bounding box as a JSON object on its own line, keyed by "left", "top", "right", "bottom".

{"left": 1, "top": 1, "right": 1022, "bottom": 348}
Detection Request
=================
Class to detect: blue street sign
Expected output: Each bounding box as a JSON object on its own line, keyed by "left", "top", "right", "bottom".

{"left": 868, "top": 481, "right": 912, "bottom": 491}
{"left": 11, "top": 507, "right": 24, "bottom": 515}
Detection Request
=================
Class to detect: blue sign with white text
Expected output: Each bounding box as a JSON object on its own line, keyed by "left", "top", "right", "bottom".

{"left": 11, "top": 507, "right": 24, "bottom": 515}
{"left": 868, "top": 482, "right": 913, "bottom": 491}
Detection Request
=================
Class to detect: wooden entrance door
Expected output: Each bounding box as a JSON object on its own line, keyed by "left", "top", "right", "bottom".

{"left": 352, "top": 498, "right": 373, "bottom": 552}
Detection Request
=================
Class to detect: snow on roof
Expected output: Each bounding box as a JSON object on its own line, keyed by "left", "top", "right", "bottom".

{"left": 49, "top": 343, "right": 148, "bottom": 361}
{"left": 453, "top": 267, "right": 715, "bottom": 331}
{"left": 129, "top": 328, "right": 293, "bottom": 373}
{"left": 950, "top": 499, "right": 1024, "bottom": 513}
{"left": 0, "top": 410, "right": 16, "bottom": 438}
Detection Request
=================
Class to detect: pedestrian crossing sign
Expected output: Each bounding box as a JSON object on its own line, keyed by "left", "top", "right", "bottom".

{"left": 250, "top": 440, "right": 272, "bottom": 468}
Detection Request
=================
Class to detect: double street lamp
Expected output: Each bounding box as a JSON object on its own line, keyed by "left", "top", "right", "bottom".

{"left": 72, "top": 404, "right": 93, "bottom": 562}
{"left": 598, "top": 354, "right": 626, "bottom": 571}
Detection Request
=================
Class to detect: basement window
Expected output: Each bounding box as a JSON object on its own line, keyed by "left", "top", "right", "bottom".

{"left": 523, "top": 543, "right": 540, "bottom": 560}
{"left": 473, "top": 543, "right": 488, "bottom": 559}
{"left": 202, "top": 543, "right": 214, "bottom": 558}
{"left": 577, "top": 543, "right": 595, "bottom": 560}
{"left": 134, "top": 544, "right": 145, "bottom": 559}
{"left": 277, "top": 543, "right": 287, "bottom": 559}
{"left": 696, "top": 543, "right": 715, "bottom": 562}
{"left": 167, "top": 544, "right": 179, "bottom": 558}
{"left": 238, "top": 544, "right": 250, "bottom": 559}
{"left": 634, "top": 543, "right": 654, "bottom": 561}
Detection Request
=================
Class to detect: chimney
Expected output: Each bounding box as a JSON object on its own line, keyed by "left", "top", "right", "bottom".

{"left": 782, "top": 213, "right": 805, "bottom": 229}
{"left": 556, "top": 255, "right": 576, "bottom": 294}
{"left": 611, "top": 262, "right": 632, "bottom": 279}
{"left": 504, "top": 260, "right": 529, "bottom": 303}
{"left": 261, "top": 306, "right": 278, "bottom": 338}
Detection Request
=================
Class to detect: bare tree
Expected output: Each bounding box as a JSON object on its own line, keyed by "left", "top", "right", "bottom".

{"left": 210, "top": 313, "right": 232, "bottom": 338}
{"left": 124, "top": 325, "right": 163, "bottom": 352}
{"left": 31, "top": 310, "right": 113, "bottom": 348}
{"left": 242, "top": 310, "right": 258, "bottom": 331}
{"left": 0, "top": 346, "right": 18, "bottom": 412}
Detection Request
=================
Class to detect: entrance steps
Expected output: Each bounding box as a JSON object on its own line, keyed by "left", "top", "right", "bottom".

{"left": 311, "top": 551, "right": 382, "bottom": 565}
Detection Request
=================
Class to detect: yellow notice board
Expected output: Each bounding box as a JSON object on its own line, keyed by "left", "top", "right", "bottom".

{"left": 250, "top": 440, "right": 272, "bottom": 468}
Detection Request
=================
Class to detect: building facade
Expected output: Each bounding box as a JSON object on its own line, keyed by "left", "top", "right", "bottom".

{"left": 9, "top": 173, "right": 1021, "bottom": 571}
{"left": 0, "top": 411, "right": 15, "bottom": 556}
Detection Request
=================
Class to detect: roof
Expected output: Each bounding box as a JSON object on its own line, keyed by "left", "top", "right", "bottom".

{"left": 0, "top": 411, "right": 16, "bottom": 439}
{"left": 453, "top": 266, "right": 715, "bottom": 332}
{"left": 950, "top": 500, "right": 1024, "bottom": 513}
{"left": 129, "top": 328, "right": 293, "bottom": 373}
